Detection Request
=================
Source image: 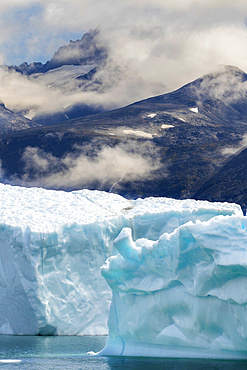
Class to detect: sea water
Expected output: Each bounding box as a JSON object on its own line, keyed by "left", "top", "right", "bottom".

{"left": 0, "top": 336, "right": 246, "bottom": 369}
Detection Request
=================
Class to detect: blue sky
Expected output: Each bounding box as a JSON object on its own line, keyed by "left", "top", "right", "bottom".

{"left": 0, "top": 3, "right": 84, "bottom": 65}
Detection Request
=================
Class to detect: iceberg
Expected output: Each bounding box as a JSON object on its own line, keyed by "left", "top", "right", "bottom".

{"left": 99, "top": 217, "right": 247, "bottom": 359}
{"left": 0, "top": 183, "right": 241, "bottom": 336}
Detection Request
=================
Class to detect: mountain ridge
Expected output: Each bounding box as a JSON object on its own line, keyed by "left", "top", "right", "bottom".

{"left": 0, "top": 65, "right": 247, "bottom": 208}
{"left": 8, "top": 29, "right": 107, "bottom": 75}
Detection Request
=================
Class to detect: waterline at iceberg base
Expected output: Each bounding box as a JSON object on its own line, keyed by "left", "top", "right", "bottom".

{"left": 99, "top": 218, "right": 247, "bottom": 360}
{"left": 0, "top": 184, "right": 247, "bottom": 360}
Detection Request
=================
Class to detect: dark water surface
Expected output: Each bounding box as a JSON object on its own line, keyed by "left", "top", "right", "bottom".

{"left": 0, "top": 336, "right": 246, "bottom": 369}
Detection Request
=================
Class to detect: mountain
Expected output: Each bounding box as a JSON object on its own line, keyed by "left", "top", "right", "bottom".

{"left": 0, "top": 101, "right": 40, "bottom": 134}
{"left": 24, "top": 64, "right": 105, "bottom": 125}
{"left": 0, "top": 65, "right": 247, "bottom": 206}
{"left": 5, "top": 29, "right": 108, "bottom": 123}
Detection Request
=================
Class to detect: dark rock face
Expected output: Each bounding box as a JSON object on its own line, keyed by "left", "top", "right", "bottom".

{"left": 42, "top": 29, "right": 107, "bottom": 72}
{"left": 11, "top": 61, "right": 44, "bottom": 75}
{"left": 0, "top": 65, "right": 247, "bottom": 208}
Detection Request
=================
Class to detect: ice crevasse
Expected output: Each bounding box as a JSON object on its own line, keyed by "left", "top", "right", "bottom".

{"left": 0, "top": 183, "right": 246, "bottom": 360}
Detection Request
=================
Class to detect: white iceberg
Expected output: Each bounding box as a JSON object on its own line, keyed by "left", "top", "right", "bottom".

{"left": 0, "top": 183, "right": 241, "bottom": 336}
{"left": 99, "top": 215, "right": 247, "bottom": 359}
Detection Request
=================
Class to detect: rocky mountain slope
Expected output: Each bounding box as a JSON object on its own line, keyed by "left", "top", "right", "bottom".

{"left": 0, "top": 65, "right": 247, "bottom": 207}
{"left": 0, "top": 102, "right": 40, "bottom": 134}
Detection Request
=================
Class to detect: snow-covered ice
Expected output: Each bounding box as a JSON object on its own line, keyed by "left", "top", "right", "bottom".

{"left": 33, "top": 65, "right": 96, "bottom": 88}
{"left": 99, "top": 215, "right": 247, "bottom": 359}
{"left": 0, "top": 183, "right": 241, "bottom": 336}
{"left": 147, "top": 113, "right": 157, "bottom": 118}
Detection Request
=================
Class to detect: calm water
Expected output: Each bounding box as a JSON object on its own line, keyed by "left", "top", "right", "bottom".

{"left": 0, "top": 336, "right": 246, "bottom": 369}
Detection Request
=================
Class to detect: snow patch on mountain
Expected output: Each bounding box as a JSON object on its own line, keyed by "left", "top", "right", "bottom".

{"left": 161, "top": 124, "right": 174, "bottom": 129}
{"left": 189, "top": 107, "right": 199, "bottom": 113}
{"left": 123, "top": 129, "right": 154, "bottom": 139}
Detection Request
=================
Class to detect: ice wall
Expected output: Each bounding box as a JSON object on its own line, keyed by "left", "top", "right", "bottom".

{"left": 99, "top": 217, "right": 247, "bottom": 359}
{"left": 0, "top": 183, "right": 242, "bottom": 335}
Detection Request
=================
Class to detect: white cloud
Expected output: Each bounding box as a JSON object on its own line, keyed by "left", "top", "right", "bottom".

{"left": 12, "top": 142, "right": 161, "bottom": 190}
{"left": 1, "top": 1, "right": 247, "bottom": 114}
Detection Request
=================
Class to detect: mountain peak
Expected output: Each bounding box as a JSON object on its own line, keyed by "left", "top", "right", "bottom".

{"left": 204, "top": 64, "right": 247, "bottom": 81}
{"left": 43, "top": 29, "right": 107, "bottom": 72}
{"left": 184, "top": 65, "right": 247, "bottom": 103}
{"left": 7, "top": 29, "right": 108, "bottom": 75}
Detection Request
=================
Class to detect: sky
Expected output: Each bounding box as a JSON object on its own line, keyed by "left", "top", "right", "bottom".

{"left": 1, "top": 1, "right": 247, "bottom": 112}
{"left": 0, "top": 0, "right": 247, "bottom": 67}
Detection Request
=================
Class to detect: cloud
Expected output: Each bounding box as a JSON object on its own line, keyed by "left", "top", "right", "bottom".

{"left": 9, "top": 141, "right": 162, "bottom": 190}
{"left": 1, "top": 1, "right": 247, "bottom": 115}
{"left": 0, "top": 66, "right": 105, "bottom": 114}
{"left": 191, "top": 65, "right": 247, "bottom": 103}
{"left": 221, "top": 134, "right": 247, "bottom": 156}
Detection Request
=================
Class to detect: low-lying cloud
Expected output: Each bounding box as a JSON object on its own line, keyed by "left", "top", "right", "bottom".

{"left": 0, "top": 66, "right": 109, "bottom": 115}
{"left": 8, "top": 142, "right": 162, "bottom": 191}
{"left": 193, "top": 65, "right": 247, "bottom": 102}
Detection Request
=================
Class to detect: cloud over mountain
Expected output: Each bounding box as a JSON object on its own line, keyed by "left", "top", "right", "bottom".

{"left": 1, "top": 1, "right": 247, "bottom": 117}
{"left": 5, "top": 141, "right": 161, "bottom": 191}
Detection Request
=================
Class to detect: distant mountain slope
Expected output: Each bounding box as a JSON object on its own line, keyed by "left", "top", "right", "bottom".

{"left": 25, "top": 64, "right": 105, "bottom": 125}
{"left": 0, "top": 102, "right": 40, "bottom": 134}
{"left": 0, "top": 65, "right": 247, "bottom": 206}
{"left": 194, "top": 146, "right": 247, "bottom": 209}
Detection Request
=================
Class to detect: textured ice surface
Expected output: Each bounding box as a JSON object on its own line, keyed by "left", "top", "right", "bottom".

{"left": 100, "top": 217, "right": 247, "bottom": 359}
{"left": 0, "top": 183, "right": 243, "bottom": 336}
